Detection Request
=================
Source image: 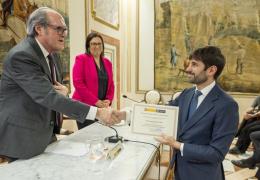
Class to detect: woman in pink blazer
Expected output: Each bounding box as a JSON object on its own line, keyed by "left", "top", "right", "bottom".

{"left": 72, "top": 32, "right": 114, "bottom": 129}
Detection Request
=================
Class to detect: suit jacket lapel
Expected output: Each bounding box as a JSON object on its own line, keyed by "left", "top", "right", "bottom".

{"left": 180, "top": 88, "right": 194, "bottom": 129}
{"left": 27, "top": 37, "right": 52, "bottom": 81}
{"left": 179, "top": 85, "right": 219, "bottom": 137}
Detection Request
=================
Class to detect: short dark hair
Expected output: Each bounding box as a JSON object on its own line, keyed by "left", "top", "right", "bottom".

{"left": 189, "top": 46, "right": 225, "bottom": 79}
{"left": 85, "top": 32, "right": 105, "bottom": 57}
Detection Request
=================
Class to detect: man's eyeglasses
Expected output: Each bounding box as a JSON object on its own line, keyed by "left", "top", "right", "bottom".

{"left": 90, "top": 42, "right": 102, "bottom": 46}
{"left": 46, "top": 24, "right": 68, "bottom": 35}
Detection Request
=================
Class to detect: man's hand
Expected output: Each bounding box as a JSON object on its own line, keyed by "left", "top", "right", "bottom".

{"left": 154, "top": 134, "right": 181, "bottom": 150}
{"left": 111, "top": 110, "right": 126, "bottom": 121}
{"left": 96, "top": 108, "right": 121, "bottom": 126}
{"left": 244, "top": 107, "right": 256, "bottom": 120}
{"left": 255, "top": 111, "right": 260, "bottom": 118}
{"left": 111, "top": 110, "right": 126, "bottom": 123}
{"left": 53, "top": 81, "right": 69, "bottom": 96}
{"left": 96, "top": 108, "right": 126, "bottom": 126}
{"left": 244, "top": 112, "right": 255, "bottom": 120}
{"left": 96, "top": 107, "right": 111, "bottom": 125}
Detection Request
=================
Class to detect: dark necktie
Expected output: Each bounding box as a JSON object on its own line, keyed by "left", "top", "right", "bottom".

{"left": 188, "top": 90, "right": 202, "bottom": 120}
{"left": 47, "top": 54, "right": 56, "bottom": 84}
{"left": 47, "top": 54, "right": 63, "bottom": 133}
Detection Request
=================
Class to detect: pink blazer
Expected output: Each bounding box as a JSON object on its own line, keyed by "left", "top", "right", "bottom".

{"left": 72, "top": 53, "right": 114, "bottom": 106}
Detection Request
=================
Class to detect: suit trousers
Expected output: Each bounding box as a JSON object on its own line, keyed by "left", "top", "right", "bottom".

{"left": 249, "top": 131, "right": 260, "bottom": 163}
{"left": 236, "top": 119, "right": 260, "bottom": 153}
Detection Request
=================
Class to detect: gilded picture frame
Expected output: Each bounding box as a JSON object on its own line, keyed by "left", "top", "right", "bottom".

{"left": 91, "top": 0, "right": 119, "bottom": 30}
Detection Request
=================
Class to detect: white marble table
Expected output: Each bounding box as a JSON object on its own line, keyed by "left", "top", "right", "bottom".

{"left": 0, "top": 123, "right": 159, "bottom": 180}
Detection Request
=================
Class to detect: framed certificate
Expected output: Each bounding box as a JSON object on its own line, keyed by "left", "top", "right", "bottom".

{"left": 131, "top": 103, "right": 179, "bottom": 138}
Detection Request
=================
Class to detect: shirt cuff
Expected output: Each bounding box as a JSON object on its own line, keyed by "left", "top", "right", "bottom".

{"left": 180, "top": 143, "right": 184, "bottom": 156}
{"left": 86, "top": 106, "right": 97, "bottom": 120}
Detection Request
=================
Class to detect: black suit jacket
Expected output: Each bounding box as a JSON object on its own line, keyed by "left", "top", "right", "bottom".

{"left": 0, "top": 37, "right": 91, "bottom": 159}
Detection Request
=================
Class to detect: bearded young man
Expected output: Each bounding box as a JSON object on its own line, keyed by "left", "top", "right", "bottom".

{"left": 156, "top": 46, "right": 239, "bottom": 180}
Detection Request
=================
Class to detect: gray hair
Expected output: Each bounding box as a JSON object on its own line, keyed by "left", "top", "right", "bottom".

{"left": 26, "top": 7, "right": 53, "bottom": 37}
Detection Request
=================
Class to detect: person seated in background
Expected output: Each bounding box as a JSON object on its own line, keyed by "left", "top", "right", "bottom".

{"left": 229, "top": 96, "right": 260, "bottom": 154}
{"left": 232, "top": 131, "right": 260, "bottom": 179}
{"left": 72, "top": 32, "right": 114, "bottom": 130}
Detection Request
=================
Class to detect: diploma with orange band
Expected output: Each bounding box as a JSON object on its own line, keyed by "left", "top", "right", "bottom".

{"left": 131, "top": 103, "right": 179, "bottom": 138}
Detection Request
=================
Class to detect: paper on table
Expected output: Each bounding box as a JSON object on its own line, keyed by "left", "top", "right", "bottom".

{"left": 45, "top": 141, "right": 89, "bottom": 156}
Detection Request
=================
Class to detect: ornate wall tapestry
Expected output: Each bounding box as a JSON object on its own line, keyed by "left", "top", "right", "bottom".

{"left": 0, "top": 0, "right": 70, "bottom": 87}
{"left": 155, "top": 0, "right": 260, "bottom": 94}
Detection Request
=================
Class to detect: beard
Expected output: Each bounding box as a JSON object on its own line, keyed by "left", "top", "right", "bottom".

{"left": 187, "top": 71, "right": 208, "bottom": 85}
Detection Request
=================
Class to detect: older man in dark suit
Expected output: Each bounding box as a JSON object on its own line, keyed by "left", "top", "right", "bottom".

{"left": 0, "top": 7, "right": 122, "bottom": 161}
{"left": 156, "top": 46, "right": 239, "bottom": 180}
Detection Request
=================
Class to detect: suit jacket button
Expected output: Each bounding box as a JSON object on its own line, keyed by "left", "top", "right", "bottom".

{"left": 50, "top": 121, "right": 54, "bottom": 126}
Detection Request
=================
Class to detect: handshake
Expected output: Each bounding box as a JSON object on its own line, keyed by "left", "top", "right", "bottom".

{"left": 96, "top": 108, "right": 127, "bottom": 126}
